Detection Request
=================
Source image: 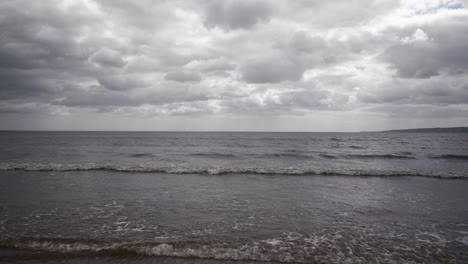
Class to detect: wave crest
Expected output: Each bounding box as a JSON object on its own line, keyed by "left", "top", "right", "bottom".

{"left": 0, "top": 236, "right": 416, "bottom": 263}
{"left": 345, "top": 154, "right": 415, "bottom": 159}
{"left": 0, "top": 163, "right": 465, "bottom": 178}
{"left": 0, "top": 238, "right": 333, "bottom": 263}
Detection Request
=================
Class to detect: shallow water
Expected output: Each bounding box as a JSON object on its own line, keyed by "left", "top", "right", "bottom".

{"left": 1, "top": 171, "right": 468, "bottom": 263}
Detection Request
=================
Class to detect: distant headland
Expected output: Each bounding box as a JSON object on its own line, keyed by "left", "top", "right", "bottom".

{"left": 377, "top": 127, "right": 468, "bottom": 133}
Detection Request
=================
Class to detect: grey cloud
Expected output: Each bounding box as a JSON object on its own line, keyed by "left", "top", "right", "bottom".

{"left": 287, "top": 31, "right": 327, "bottom": 53}
{"left": 94, "top": 0, "right": 177, "bottom": 30}
{"left": 158, "top": 50, "right": 210, "bottom": 67}
{"left": 358, "top": 75, "right": 468, "bottom": 105}
{"left": 280, "top": 0, "right": 399, "bottom": 28}
{"left": 218, "top": 85, "right": 337, "bottom": 115}
{"left": 280, "top": 89, "right": 331, "bottom": 108}
{"left": 55, "top": 86, "right": 139, "bottom": 107}
{"left": 241, "top": 56, "right": 305, "bottom": 83}
{"left": 382, "top": 42, "right": 442, "bottom": 79}
{"left": 381, "top": 19, "right": 468, "bottom": 79}
{"left": 97, "top": 75, "right": 150, "bottom": 91}
{"left": 165, "top": 71, "right": 202, "bottom": 83}
{"left": 89, "top": 48, "right": 127, "bottom": 68}
{"left": 55, "top": 83, "right": 216, "bottom": 108}
{"left": 273, "top": 31, "right": 358, "bottom": 72}
{"left": 185, "top": 58, "right": 236, "bottom": 72}
{"left": 0, "top": 101, "right": 64, "bottom": 115}
{"left": 203, "top": 0, "right": 273, "bottom": 30}
{"left": 1, "top": 0, "right": 468, "bottom": 128}
{"left": 240, "top": 31, "right": 353, "bottom": 84}
{"left": 0, "top": 69, "right": 65, "bottom": 101}
{"left": 365, "top": 104, "right": 468, "bottom": 119}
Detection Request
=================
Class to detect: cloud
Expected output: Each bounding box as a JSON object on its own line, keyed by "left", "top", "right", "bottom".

{"left": 380, "top": 13, "right": 468, "bottom": 78}
{"left": 165, "top": 71, "right": 202, "bottom": 83}
{"left": 185, "top": 58, "right": 236, "bottom": 72}
{"left": 357, "top": 74, "right": 468, "bottom": 105}
{"left": 241, "top": 54, "right": 305, "bottom": 83}
{"left": 203, "top": 0, "right": 273, "bottom": 30}
{"left": 89, "top": 48, "right": 127, "bottom": 68}
{"left": 97, "top": 75, "right": 151, "bottom": 90}
{"left": 0, "top": 0, "right": 468, "bottom": 130}
{"left": 287, "top": 31, "right": 327, "bottom": 54}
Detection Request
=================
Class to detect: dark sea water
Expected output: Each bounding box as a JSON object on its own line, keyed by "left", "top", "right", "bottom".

{"left": 0, "top": 131, "right": 468, "bottom": 263}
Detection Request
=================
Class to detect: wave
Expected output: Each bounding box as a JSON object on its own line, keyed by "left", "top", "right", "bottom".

{"left": 189, "top": 151, "right": 417, "bottom": 160}
{"left": 429, "top": 154, "right": 468, "bottom": 160}
{"left": 2, "top": 238, "right": 296, "bottom": 263}
{"left": 396, "top": 151, "right": 414, "bottom": 156}
{"left": 344, "top": 154, "right": 415, "bottom": 160}
{"left": 0, "top": 236, "right": 417, "bottom": 263}
{"left": 0, "top": 163, "right": 465, "bottom": 178}
{"left": 191, "top": 151, "right": 313, "bottom": 159}
{"left": 263, "top": 153, "right": 313, "bottom": 159}
{"left": 349, "top": 145, "right": 366, "bottom": 149}
{"left": 190, "top": 152, "right": 238, "bottom": 158}
{"left": 129, "top": 153, "right": 155, "bottom": 158}
{"left": 318, "top": 154, "right": 339, "bottom": 159}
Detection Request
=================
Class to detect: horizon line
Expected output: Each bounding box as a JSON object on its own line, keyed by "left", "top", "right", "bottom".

{"left": 0, "top": 126, "right": 466, "bottom": 133}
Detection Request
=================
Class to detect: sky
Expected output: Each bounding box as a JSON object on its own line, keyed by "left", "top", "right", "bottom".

{"left": 1, "top": 0, "right": 468, "bottom": 132}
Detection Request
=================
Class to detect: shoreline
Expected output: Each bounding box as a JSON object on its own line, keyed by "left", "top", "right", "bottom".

{"left": 0, "top": 247, "right": 285, "bottom": 264}
{"left": 2, "top": 171, "right": 468, "bottom": 263}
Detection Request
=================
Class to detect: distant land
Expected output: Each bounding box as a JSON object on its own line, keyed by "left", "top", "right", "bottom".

{"left": 377, "top": 127, "right": 468, "bottom": 133}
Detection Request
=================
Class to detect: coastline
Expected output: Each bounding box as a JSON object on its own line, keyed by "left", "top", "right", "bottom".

{"left": 0, "top": 248, "right": 284, "bottom": 264}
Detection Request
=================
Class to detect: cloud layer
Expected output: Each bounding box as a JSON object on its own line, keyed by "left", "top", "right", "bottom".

{"left": 1, "top": 0, "right": 468, "bottom": 131}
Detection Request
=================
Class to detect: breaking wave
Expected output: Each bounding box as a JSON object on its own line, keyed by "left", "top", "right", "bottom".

{"left": 349, "top": 145, "right": 366, "bottom": 149}
{"left": 0, "top": 236, "right": 423, "bottom": 263}
{"left": 129, "top": 153, "right": 155, "bottom": 158}
{"left": 0, "top": 237, "right": 331, "bottom": 263}
{"left": 344, "top": 154, "right": 415, "bottom": 159}
{"left": 429, "top": 154, "right": 468, "bottom": 160}
{"left": 190, "top": 152, "right": 238, "bottom": 158}
{"left": 191, "top": 151, "right": 313, "bottom": 159}
{"left": 263, "top": 152, "right": 313, "bottom": 159}
{"left": 319, "top": 154, "right": 339, "bottom": 159}
{"left": 0, "top": 162, "right": 466, "bottom": 178}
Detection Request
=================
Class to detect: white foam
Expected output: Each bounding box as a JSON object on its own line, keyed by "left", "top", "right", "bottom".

{"left": 1, "top": 237, "right": 461, "bottom": 263}
{"left": 1, "top": 162, "right": 466, "bottom": 178}
{"left": 304, "top": 235, "right": 329, "bottom": 247}
{"left": 416, "top": 232, "right": 448, "bottom": 245}
{"left": 456, "top": 236, "right": 468, "bottom": 246}
{"left": 262, "top": 238, "right": 283, "bottom": 246}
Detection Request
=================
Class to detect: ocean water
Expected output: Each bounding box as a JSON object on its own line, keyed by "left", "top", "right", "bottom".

{"left": 0, "top": 131, "right": 468, "bottom": 263}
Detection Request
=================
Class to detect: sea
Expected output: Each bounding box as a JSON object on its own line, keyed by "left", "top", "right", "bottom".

{"left": 0, "top": 131, "right": 467, "bottom": 263}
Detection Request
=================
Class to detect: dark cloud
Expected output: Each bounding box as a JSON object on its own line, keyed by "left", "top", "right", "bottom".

{"left": 241, "top": 55, "right": 305, "bottom": 83}
{"left": 97, "top": 75, "right": 150, "bottom": 91}
{"left": 203, "top": 0, "right": 273, "bottom": 30}
{"left": 89, "top": 48, "right": 127, "bottom": 68}
{"left": 54, "top": 86, "right": 139, "bottom": 107}
{"left": 287, "top": 31, "right": 327, "bottom": 53}
{"left": 381, "top": 19, "right": 468, "bottom": 78}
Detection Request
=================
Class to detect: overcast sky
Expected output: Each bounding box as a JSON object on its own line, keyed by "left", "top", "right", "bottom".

{"left": 1, "top": 0, "right": 468, "bottom": 131}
